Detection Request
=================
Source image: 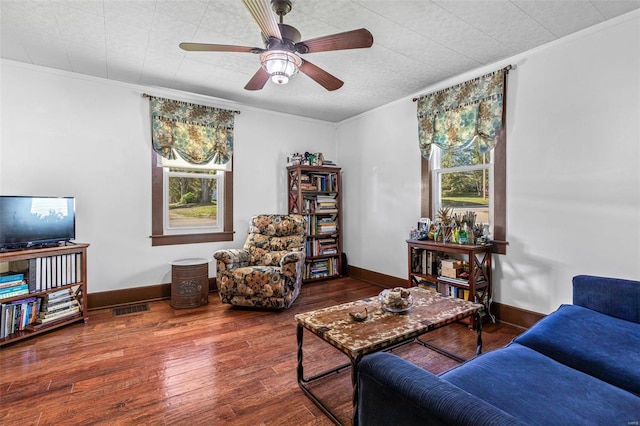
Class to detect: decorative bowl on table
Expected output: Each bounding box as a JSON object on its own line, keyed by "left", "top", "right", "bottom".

{"left": 378, "top": 287, "right": 414, "bottom": 313}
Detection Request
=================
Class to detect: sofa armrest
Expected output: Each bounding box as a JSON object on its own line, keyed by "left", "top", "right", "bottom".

{"left": 280, "top": 250, "right": 305, "bottom": 266}
{"left": 213, "top": 249, "right": 250, "bottom": 267}
{"left": 357, "top": 353, "right": 527, "bottom": 426}
{"left": 573, "top": 275, "right": 640, "bottom": 323}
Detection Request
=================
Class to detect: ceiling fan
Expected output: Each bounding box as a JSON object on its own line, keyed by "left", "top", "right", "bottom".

{"left": 179, "top": 0, "right": 374, "bottom": 91}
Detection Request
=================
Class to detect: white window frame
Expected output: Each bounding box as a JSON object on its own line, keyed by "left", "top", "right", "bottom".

{"left": 431, "top": 148, "right": 494, "bottom": 234}
{"left": 162, "top": 167, "right": 224, "bottom": 235}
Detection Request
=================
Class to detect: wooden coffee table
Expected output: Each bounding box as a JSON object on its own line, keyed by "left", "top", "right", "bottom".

{"left": 295, "top": 287, "right": 484, "bottom": 426}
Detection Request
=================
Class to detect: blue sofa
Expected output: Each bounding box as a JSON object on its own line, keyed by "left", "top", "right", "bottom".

{"left": 357, "top": 275, "right": 640, "bottom": 425}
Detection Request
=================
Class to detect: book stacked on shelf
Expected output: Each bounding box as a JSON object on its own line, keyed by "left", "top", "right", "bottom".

{"left": 302, "top": 196, "right": 315, "bottom": 213}
{"left": 315, "top": 195, "right": 337, "bottom": 213}
{"left": 316, "top": 216, "right": 337, "bottom": 234}
{"left": 0, "top": 272, "right": 29, "bottom": 300}
{"left": 306, "top": 237, "right": 339, "bottom": 257}
{"left": 27, "top": 253, "right": 82, "bottom": 291}
{"left": 299, "top": 174, "right": 316, "bottom": 191}
{"left": 317, "top": 237, "right": 338, "bottom": 256}
{"left": 0, "top": 296, "right": 40, "bottom": 338}
{"left": 306, "top": 258, "right": 338, "bottom": 279}
{"left": 411, "top": 249, "right": 439, "bottom": 275}
{"left": 441, "top": 284, "right": 470, "bottom": 300}
{"left": 309, "top": 173, "right": 338, "bottom": 192}
{"left": 28, "top": 287, "right": 82, "bottom": 329}
{"left": 437, "top": 275, "right": 470, "bottom": 286}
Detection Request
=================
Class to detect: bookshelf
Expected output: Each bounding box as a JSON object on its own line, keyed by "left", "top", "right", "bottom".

{"left": 0, "top": 243, "right": 89, "bottom": 346}
{"left": 406, "top": 239, "right": 493, "bottom": 328}
{"left": 288, "top": 165, "right": 342, "bottom": 282}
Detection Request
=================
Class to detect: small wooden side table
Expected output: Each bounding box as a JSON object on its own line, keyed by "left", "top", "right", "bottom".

{"left": 170, "top": 258, "right": 210, "bottom": 309}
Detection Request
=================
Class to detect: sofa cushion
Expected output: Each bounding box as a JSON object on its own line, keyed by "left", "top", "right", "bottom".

{"left": 514, "top": 304, "right": 640, "bottom": 395}
{"left": 573, "top": 275, "right": 640, "bottom": 323}
{"left": 358, "top": 352, "right": 526, "bottom": 426}
{"left": 441, "top": 343, "right": 640, "bottom": 424}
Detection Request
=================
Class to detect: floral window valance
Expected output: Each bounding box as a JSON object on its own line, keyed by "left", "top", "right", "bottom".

{"left": 148, "top": 95, "right": 237, "bottom": 166}
{"left": 416, "top": 67, "right": 510, "bottom": 160}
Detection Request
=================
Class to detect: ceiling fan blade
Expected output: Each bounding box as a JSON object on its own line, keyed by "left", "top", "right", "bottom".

{"left": 242, "top": 0, "right": 282, "bottom": 41}
{"left": 295, "top": 28, "right": 373, "bottom": 54}
{"left": 299, "top": 60, "right": 344, "bottom": 91}
{"left": 244, "top": 67, "right": 270, "bottom": 90}
{"left": 180, "top": 42, "right": 263, "bottom": 53}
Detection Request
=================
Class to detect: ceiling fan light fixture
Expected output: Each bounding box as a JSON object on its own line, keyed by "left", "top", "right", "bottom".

{"left": 260, "top": 50, "right": 302, "bottom": 85}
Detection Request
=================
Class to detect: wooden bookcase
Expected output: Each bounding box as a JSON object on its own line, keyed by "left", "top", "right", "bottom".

{"left": 0, "top": 243, "right": 89, "bottom": 346}
{"left": 406, "top": 239, "right": 493, "bottom": 328}
{"left": 288, "top": 165, "right": 342, "bottom": 282}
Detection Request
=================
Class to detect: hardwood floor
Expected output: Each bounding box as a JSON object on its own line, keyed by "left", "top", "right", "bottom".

{"left": 0, "top": 278, "right": 523, "bottom": 425}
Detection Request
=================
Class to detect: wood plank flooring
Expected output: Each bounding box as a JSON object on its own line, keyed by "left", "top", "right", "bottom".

{"left": 0, "top": 278, "right": 523, "bottom": 425}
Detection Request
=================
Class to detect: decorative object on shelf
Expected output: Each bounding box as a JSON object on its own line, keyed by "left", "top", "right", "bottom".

{"left": 379, "top": 288, "right": 414, "bottom": 313}
{"left": 419, "top": 208, "right": 490, "bottom": 246}
{"left": 287, "top": 152, "right": 326, "bottom": 166}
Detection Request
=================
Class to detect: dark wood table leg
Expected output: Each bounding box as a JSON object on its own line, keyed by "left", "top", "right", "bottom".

{"left": 476, "top": 311, "right": 483, "bottom": 355}
{"left": 351, "top": 355, "right": 362, "bottom": 426}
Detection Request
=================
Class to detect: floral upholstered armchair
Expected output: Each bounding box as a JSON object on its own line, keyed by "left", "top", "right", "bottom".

{"left": 214, "top": 214, "right": 306, "bottom": 309}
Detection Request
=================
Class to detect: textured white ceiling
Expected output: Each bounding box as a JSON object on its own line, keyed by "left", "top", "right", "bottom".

{"left": 2, "top": 0, "right": 639, "bottom": 122}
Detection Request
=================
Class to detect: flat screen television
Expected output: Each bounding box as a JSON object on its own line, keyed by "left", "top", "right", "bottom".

{"left": 0, "top": 196, "right": 76, "bottom": 250}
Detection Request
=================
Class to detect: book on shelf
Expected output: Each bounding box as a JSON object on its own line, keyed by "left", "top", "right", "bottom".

{"left": 39, "top": 304, "right": 81, "bottom": 321}
{"left": 46, "top": 287, "right": 75, "bottom": 299}
{"left": 306, "top": 257, "right": 338, "bottom": 278}
{"left": 0, "top": 283, "right": 29, "bottom": 300}
{"left": 411, "top": 248, "right": 422, "bottom": 273}
{"left": 42, "top": 298, "right": 79, "bottom": 313}
{"left": 0, "top": 272, "right": 24, "bottom": 284}
{"left": 438, "top": 275, "right": 487, "bottom": 287}
{"left": 417, "top": 280, "right": 439, "bottom": 293}
{"left": 25, "top": 253, "right": 81, "bottom": 291}
{"left": 310, "top": 174, "right": 338, "bottom": 192}
{"left": 0, "top": 278, "right": 26, "bottom": 290}
{"left": 437, "top": 276, "right": 471, "bottom": 287}
{"left": 319, "top": 247, "right": 338, "bottom": 255}
{"left": 26, "top": 312, "right": 83, "bottom": 330}
{"left": 0, "top": 297, "right": 40, "bottom": 337}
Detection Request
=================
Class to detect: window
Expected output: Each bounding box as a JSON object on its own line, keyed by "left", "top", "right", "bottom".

{"left": 432, "top": 143, "right": 492, "bottom": 230}
{"left": 164, "top": 168, "right": 223, "bottom": 234}
{"left": 422, "top": 140, "right": 506, "bottom": 254}
{"left": 151, "top": 152, "right": 233, "bottom": 246}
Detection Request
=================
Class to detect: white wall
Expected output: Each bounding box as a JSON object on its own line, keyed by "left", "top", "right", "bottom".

{"left": 337, "top": 11, "right": 640, "bottom": 315}
{"left": 0, "top": 61, "right": 336, "bottom": 293}
{"left": 336, "top": 98, "right": 421, "bottom": 280}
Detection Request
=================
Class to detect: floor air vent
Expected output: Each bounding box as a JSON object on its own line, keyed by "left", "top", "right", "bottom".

{"left": 113, "top": 303, "right": 150, "bottom": 317}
